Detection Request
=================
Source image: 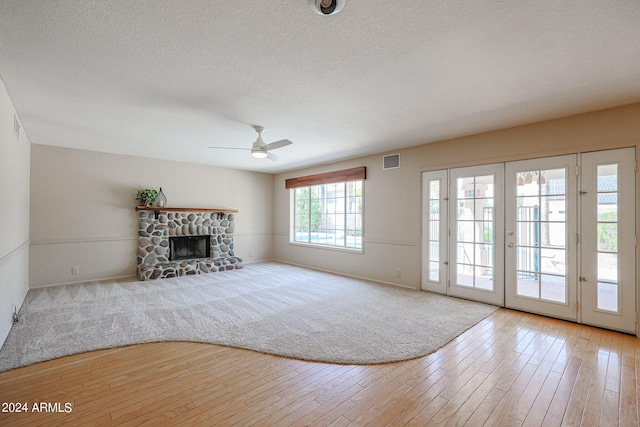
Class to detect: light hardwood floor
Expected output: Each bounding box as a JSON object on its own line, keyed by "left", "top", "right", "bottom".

{"left": 0, "top": 308, "right": 638, "bottom": 426}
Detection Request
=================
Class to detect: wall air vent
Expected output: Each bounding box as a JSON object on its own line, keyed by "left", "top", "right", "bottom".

{"left": 14, "top": 115, "right": 21, "bottom": 138}
{"left": 383, "top": 153, "right": 400, "bottom": 170}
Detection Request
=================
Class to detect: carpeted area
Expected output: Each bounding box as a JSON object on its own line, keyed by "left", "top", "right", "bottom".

{"left": 0, "top": 262, "right": 498, "bottom": 371}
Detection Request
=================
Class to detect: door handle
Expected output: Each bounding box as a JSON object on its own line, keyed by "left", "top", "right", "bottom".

{"left": 507, "top": 242, "right": 514, "bottom": 248}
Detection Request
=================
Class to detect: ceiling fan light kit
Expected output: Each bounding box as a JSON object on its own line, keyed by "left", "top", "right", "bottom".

{"left": 251, "top": 149, "right": 268, "bottom": 159}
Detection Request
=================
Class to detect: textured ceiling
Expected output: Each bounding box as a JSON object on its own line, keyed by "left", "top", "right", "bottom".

{"left": 1, "top": 1, "right": 640, "bottom": 173}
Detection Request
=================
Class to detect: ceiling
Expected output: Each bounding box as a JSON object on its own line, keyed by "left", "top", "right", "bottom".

{"left": 1, "top": 1, "right": 640, "bottom": 174}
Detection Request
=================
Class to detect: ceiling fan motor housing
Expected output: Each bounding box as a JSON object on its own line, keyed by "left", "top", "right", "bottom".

{"left": 251, "top": 137, "right": 268, "bottom": 158}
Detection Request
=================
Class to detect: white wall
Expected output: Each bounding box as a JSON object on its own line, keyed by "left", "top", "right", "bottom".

{"left": 0, "top": 77, "right": 30, "bottom": 345}
{"left": 29, "top": 145, "right": 274, "bottom": 286}
{"left": 273, "top": 103, "right": 640, "bottom": 291}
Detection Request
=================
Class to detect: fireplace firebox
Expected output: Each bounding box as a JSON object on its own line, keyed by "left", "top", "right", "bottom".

{"left": 169, "top": 235, "right": 211, "bottom": 261}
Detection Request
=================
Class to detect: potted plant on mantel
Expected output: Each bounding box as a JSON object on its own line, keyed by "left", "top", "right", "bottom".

{"left": 136, "top": 189, "right": 158, "bottom": 207}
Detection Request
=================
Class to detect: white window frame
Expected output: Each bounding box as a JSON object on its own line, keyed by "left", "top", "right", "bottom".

{"left": 290, "top": 180, "right": 364, "bottom": 252}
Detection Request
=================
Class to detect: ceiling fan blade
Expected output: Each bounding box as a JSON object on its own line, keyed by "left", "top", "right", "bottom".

{"left": 208, "top": 146, "right": 251, "bottom": 151}
{"left": 266, "top": 152, "right": 279, "bottom": 161}
{"left": 265, "top": 139, "right": 293, "bottom": 151}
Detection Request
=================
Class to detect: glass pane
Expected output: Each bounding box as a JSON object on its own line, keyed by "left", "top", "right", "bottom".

{"left": 310, "top": 186, "right": 320, "bottom": 199}
{"left": 517, "top": 171, "right": 539, "bottom": 196}
{"left": 430, "top": 220, "right": 439, "bottom": 241}
{"left": 518, "top": 196, "right": 540, "bottom": 212}
{"left": 430, "top": 180, "right": 440, "bottom": 199}
{"left": 429, "top": 262, "right": 440, "bottom": 282}
{"left": 598, "top": 203, "right": 617, "bottom": 222}
{"left": 430, "top": 242, "right": 440, "bottom": 262}
{"left": 598, "top": 253, "right": 618, "bottom": 282}
{"left": 541, "top": 274, "right": 566, "bottom": 303}
{"left": 517, "top": 247, "right": 539, "bottom": 272}
{"left": 457, "top": 177, "right": 475, "bottom": 199}
{"left": 597, "top": 282, "right": 619, "bottom": 312}
{"left": 458, "top": 243, "right": 474, "bottom": 263}
{"left": 346, "top": 213, "right": 356, "bottom": 234}
{"left": 475, "top": 266, "right": 493, "bottom": 290}
{"left": 475, "top": 244, "right": 493, "bottom": 267}
{"left": 347, "top": 182, "right": 362, "bottom": 208}
{"left": 457, "top": 264, "right": 474, "bottom": 287}
{"left": 541, "top": 169, "right": 566, "bottom": 195}
{"left": 540, "top": 222, "right": 565, "bottom": 248}
{"left": 295, "top": 231, "right": 309, "bottom": 243}
{"left": 457, "top": 221, "right": 474, "bottom": 242}
{"left": 475, "top": 175, "right": 493, "bottom": 197}
{"left": 541, "top": 248, "right": 565, "bottom": 275}
{"left": 458, "top": 200, "right": 473, "bottom": 220}
{"left": 481, "top": 221, "right": 493, "bottom": 243}
{"left": 518, "top": 197, "right": 540, "bottom": 220}
{"left": 517, "top": 273, "right": 539, "bottom": 298}
{"left": 597, "top": 223, "right": 618, "bottom": 252}
{"left": 597, "top": 164, "right": 618, "bottom": 192}
{"left": 517, "top": 222, "right": 538, "bottom": 247}
{"left": 346, "top": 181, "right": 355, "bottom": 197}
{"left": 540, "top": 196, "right": 565, "bottom": 221}
{"left": 476, "top": 199, "right": 494, "bottom": 220}
{"left": 430, "top": 200, "right": 440, "bottom": 220}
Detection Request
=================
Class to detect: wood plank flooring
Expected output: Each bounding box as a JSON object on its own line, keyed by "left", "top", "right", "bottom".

{"left": 0, "top": 308, "right": 638, "bottom": 426}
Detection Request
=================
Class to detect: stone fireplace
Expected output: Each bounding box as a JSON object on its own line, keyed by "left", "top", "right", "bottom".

{"left": 136, "top": 208, "right": 242, "bottom": 280}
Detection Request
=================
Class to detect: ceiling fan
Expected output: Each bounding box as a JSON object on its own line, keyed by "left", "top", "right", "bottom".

{"left": 209, "top": 126, "right": 293, "bottom": 160}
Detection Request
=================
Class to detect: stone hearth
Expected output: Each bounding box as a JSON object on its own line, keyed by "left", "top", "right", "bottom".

{"left": 137, "top": 209, "right": 242, "bottom": 280}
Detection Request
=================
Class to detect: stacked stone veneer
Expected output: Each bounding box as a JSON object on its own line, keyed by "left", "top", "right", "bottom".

{"left": 137, "top": 210, "right": 243, "bottom": 280}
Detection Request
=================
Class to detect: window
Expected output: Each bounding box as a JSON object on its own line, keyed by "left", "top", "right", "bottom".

{"left": 292, "top": 180, "right": 363, "bottom": 249}
{"left": 287, "top": 167, "right": 366, "bottom": 250}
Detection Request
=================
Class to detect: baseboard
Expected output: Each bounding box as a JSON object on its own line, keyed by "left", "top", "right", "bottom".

{"left": 30, "top": 274, "right": 137, "bottom": 288}
{"left": 274, "top": 259, "right": 418, "bottom": 290}
{"left": 28, "top": 258, "right": 276, "bottom": 288}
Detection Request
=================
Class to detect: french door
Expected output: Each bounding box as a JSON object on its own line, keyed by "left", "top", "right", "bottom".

{"left": 421, "top": 170, "right": 448, "bottom": 295}
{"left": 580, "top": 148, "right": 636, "bottom": 333}
{"left": 448, "top": 165, "right": 504, "bottom": 306}
{"left": 421, "top": 148, "right": 636, "bottom": 333}
{"left": 505, "top": 155, "right": 578, "bottom": 321}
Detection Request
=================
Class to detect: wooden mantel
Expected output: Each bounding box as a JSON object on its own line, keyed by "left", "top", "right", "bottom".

{"left": 136, "top": 206, "right": 238, "bottom": 219}
{"left": 136, "top": 206, "right": 238, "bottom": 213}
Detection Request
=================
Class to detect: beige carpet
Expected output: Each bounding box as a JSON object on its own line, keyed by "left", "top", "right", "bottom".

{"left": 0, "top": 262, "right": 497, "bottom": 371}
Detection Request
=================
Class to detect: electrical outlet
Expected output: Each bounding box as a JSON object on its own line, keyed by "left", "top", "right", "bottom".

{"left": 395, "top": 269, "right": 402, "bottom": 278}
{"left": 249, "top": 250, "right": 254, "bottom": 258}
{"left": 72, "top": 266, "right": 80, "bottom": 275}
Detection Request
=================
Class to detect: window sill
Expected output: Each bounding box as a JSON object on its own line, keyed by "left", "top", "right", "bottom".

{"left": 288, "top": 241, "right": 364, "bottom": 254}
